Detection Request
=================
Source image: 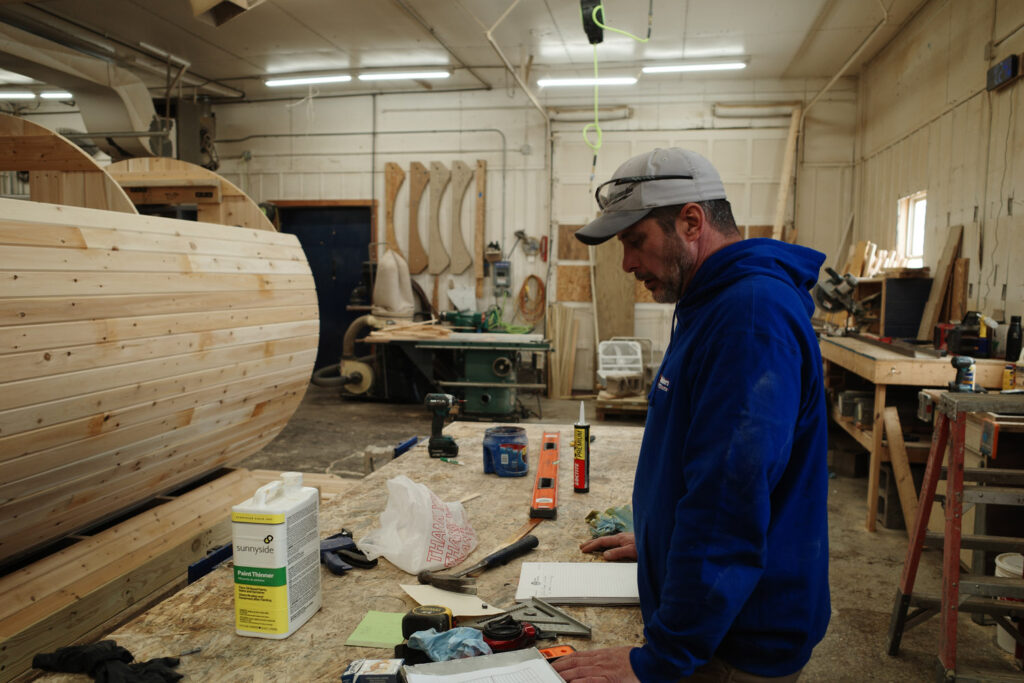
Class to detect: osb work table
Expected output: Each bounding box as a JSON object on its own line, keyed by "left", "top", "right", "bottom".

{"left": 819, "top": 335, "right": 1006, "bottom": 532}
{"left": 36, "top": 422, "right": 645, "bottom": 682}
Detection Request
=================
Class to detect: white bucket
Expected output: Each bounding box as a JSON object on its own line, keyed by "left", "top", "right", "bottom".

{"left": 995, "top": 552, "right": 1023, "bottom": 653}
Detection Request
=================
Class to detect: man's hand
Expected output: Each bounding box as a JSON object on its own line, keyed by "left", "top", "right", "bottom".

{"left": 579, "top": 532, "right": 637, "bottom": 561}
{"left": 551, "top": 646, "right": 639, "bottom": 682}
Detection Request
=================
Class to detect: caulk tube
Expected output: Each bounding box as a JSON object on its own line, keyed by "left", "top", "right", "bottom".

{"left": 573, "top": 401, "right": 590, "bottom": 493}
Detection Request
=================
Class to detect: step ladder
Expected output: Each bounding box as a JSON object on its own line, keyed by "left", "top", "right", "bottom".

{"left": 887, "top": 392, "right": 1024, "bottom": 682}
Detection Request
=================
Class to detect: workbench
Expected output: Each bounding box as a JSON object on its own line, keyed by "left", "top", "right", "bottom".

{"left": 819, "top": 335, "right": 1007, "bottom": 532}
{"left": 36, "top": 421, "right": 644, "bottom": 682}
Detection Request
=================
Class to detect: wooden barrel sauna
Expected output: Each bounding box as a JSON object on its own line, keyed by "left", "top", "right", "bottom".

{"left": 0, "top": 113, "right": 136, "bottom": 214}
{"left": 106, "top": 157, "right": 277, "bottom": 231}
{"left": 0, "top": 119, "right": 318, "bottom": 566}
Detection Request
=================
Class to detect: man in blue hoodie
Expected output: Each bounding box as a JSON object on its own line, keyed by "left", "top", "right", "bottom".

{"left": 552, "top": 148, "right": 830, "bottom": 682}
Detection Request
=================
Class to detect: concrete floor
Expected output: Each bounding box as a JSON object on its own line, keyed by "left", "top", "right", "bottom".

{"left": 240, "top": 385, "right": 1023, "bottom": 681}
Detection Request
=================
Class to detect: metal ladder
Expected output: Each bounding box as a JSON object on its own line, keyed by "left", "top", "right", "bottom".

{"left": 887, "top": 392, "right": 1024, "bottom": 682}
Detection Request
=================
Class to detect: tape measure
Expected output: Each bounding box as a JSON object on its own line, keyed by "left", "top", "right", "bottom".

{"left": 481, "top": 614, "right": 537, "bottom": 652}
{"left": 401, "top": 604, "right": 453, "bottom": 639}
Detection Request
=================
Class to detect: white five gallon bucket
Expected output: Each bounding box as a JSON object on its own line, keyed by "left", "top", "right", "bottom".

{"left": 995, "top": 552, "right": 1023, "bottom": 653}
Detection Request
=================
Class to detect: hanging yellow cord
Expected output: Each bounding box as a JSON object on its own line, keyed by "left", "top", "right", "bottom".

{"left": 580, "top": 2, "right": 654, "bottom": 152}
{"left": 591, "top": 3, "right": 652, "bottom": 43}
{"left": 582, "top": 45, "right": 602, "bottom": 152}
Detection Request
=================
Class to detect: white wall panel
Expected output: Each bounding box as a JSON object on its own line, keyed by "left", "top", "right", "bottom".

{"left": 712, "top": 139, "right": 750, "bottom": 176}
{"left": 752, "top": 138, "right": 785, "bottom": 176}
{"left": 750, "top": 182, "right": 779, "bottom": 224}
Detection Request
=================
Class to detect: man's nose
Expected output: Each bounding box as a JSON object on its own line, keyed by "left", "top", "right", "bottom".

{"left": 621, "top": 246, "right": 638, "bottom": 273}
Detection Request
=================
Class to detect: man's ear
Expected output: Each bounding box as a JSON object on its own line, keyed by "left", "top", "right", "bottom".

{"left": 677, "top": 203, "right": 706, "bottom": 242}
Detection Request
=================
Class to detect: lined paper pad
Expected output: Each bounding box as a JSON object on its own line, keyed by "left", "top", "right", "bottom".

{"left": 515, "top": 562, "right": 639, "bottom": 604}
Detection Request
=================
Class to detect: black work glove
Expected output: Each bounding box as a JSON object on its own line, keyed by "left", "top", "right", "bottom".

{"left": 32, "top": 640, "right": 133, "bottom": 675}
{"left": 95, "top": 657, "right": 183, "bottom": 683}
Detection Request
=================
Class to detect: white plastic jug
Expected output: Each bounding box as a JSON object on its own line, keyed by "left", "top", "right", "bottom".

{"left": 232, "top": 472, "right": 321, "bottom": 639}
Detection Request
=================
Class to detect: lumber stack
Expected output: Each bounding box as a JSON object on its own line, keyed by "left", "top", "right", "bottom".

{"left": 0, "top": 197, "right": 318, "bottom": 567}
{"left": 546, "top": 303, "right": 579, "bottom": 398}
{"left": 822, "top": 239, "right": 911, "bottom": 328}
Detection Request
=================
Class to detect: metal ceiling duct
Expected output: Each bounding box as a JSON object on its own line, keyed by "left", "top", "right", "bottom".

{"left": 0, "top": 21, "right": 161, "bottom": 159}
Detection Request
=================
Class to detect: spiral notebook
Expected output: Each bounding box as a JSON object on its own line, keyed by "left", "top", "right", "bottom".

{"left": 514, "top": 562, "right": 640, "bottom": 605}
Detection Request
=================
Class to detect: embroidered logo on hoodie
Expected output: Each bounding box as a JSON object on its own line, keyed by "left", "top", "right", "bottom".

{"left": 657, "top": 376, "right": 670, "bottom": 392}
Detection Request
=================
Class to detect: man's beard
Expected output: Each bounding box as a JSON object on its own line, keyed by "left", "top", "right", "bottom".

{"left": 651, "top": 231, "right": 693, "bottom": 303}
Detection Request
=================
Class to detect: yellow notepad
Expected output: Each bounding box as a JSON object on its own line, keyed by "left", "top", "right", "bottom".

{"left": 345, "top": 610, "right": 406, "bottom": 648}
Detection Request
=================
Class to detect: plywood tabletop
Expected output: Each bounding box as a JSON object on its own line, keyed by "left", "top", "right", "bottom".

{"left": 35, "top": 422, "right": 646, "bottom": 682}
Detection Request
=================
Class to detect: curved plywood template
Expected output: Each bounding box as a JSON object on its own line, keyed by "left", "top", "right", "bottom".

{"left": 0, "top": 113, "right": 136, "bottom": 214}
{"left": 107, "top": 157, "right": 277, "bottom": 231}
{"left": 0, "top": 197, "right": 318, "bottom": 565}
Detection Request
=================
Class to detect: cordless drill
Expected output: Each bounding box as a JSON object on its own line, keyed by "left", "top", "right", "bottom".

{"left": 949, "top": 355, "right": 977, "bottom": 392}
{"left": 425, "top": 393, "right": 460, "bottom": 458}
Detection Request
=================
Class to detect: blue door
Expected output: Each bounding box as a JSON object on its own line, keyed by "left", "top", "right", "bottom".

{"left": 278, "top": 206, "right": 372, "bottom": 369}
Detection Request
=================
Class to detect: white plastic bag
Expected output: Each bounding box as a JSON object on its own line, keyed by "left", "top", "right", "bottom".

{"left": 358, "top": 475, "right": 477, "bottom": 575}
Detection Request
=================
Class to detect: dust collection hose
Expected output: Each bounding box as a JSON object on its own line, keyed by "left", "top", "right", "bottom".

{"left": 311, "top": 315, "right": 377, "bottom": 388}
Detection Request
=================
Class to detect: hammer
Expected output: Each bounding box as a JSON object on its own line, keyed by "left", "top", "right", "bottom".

{"left": 416, "top": 535, "right": 539, "bottom": 594}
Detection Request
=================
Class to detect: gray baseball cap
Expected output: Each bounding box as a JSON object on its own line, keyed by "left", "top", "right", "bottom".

{"left": 574, "top": 147, "right": 727, "bottom": 245}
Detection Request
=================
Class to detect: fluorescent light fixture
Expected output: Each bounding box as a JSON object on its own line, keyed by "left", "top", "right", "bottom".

{"left": 537, "top": 76, "right": 637, "bottom": 88}
{"left": 265, "top": 74, "right": 352, "bottom": 87}
{"left": 643, "top": 62, "right": 747, "bottom": 74}
{"left": 0, "top": 92, "right": 36, "bottom": 99}
{"left": 357, "top": 71, "right": 450, "bottom": 81}
{"left": 40, "top": 91, "right": 73, "bottom": 99}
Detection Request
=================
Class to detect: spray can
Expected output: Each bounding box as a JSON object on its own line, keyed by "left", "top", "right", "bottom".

{"left": 1003, "top": 363, "right": 1017, "bottom": 391}
{"left": 573, "top": 401, "right": 590, "bottom": 493}
{"left": 232, "top": 472, "right": 321, "bottom": 639}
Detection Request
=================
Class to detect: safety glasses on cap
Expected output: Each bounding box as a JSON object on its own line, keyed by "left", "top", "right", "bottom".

{"left": 594, "top": 174, "right": 694, "bottom": 210}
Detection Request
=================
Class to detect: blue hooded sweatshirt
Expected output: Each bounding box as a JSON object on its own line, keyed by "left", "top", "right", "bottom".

{"left": 628, "top": 238, "right": 830, "bottom": 681}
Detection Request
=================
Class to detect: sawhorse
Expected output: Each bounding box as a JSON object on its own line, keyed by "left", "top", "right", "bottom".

{"left": 887, "top": 392, "right": 1024, "bottom": 682}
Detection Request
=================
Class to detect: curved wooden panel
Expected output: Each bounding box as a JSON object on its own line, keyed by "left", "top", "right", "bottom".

{"left": 107, "top": 157, "right": 277, "bottom": 231}
{"left": 0, "top": 113, "right": 137, "bottom": 214}
{"left": 0, "top": 197, "right": 318, "bottom": 565}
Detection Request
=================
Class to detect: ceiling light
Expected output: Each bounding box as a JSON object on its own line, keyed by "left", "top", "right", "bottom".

{"left": 40, "top": 91, "right": 73, "bottom": 99}
{"left": 0, "top": 92, "right": 36, "bottom": 99}
{"left": 537, "top": 77, "right": 637, "bottom": 88}
{"left": 357, "top": 71, "right": 450, "bottom": 81}
{"left": 643, "top": 62, "right": 747, "bottom": 74}
{"left": 265, "top": 74, "right": 352, "bottom": 87}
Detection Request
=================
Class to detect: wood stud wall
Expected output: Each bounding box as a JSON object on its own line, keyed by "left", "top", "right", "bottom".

{"left": 855, "top": 0, "right": 1024, "bottom": 322}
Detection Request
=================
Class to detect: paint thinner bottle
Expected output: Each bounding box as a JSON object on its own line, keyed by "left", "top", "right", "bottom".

{"left": 232, "top": 472, "right": 321, "bottom": 638}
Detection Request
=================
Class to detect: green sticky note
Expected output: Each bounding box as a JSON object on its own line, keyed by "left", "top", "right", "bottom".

{"left": 345, "top": 611, "right": 406, "bottom": 648}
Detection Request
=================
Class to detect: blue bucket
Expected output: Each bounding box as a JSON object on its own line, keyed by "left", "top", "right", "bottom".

{"left": 482, "top": 426, "right": 529, "bottom": 477}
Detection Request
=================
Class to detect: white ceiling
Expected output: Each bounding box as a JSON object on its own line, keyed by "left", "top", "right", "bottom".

{"left": 0, "top": 0, "right": 923, "bottom": 102}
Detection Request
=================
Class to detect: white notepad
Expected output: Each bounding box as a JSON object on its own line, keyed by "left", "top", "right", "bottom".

{"left": 515, "top": 562, "right": 640, "bottom": 604}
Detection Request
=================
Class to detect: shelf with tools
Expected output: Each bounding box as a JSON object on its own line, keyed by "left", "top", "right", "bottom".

{"left": 820, "top": 335, "right": 1007, "bottom": 532}
{"left": 828, "top": 402, "right": 931, "bottom": 464}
